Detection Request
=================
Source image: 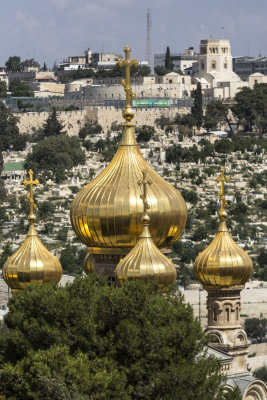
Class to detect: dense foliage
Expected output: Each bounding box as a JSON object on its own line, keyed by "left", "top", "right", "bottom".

{"left": 136, "top": 125, "right": 155, "bottom": 142}
{"left": 59, "top": 65, "right": 151, "bottom": 83}
{"left": 232, "top": 83, "right": 267, "bottom": 132}
{"left": 0, "top": 82, "right": 7, "bottom": 99}
{"left": 5, "top": 56, "right": 40, "bottom": 72}
{"left": 0, "top": 275, "right": 235, "bottom": 399}
{"left": 9, "top": 79, "right": 34, "bottom": 97}
{"left": 39, "top": 108, "right": 65, "bottom": 139}
{"left": 0, "top": 102, "right": 27, "bottom": 150}
{"left": 25, "top": 134, "right": 86, "bottom": 183}
{"left": 244, "top": 318, "right": 267, "bottom": 342}
{"left": 191, "top": 83, "right": 203, "bottom": 128}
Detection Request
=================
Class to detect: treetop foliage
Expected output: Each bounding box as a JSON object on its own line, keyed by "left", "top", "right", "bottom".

{"left": 39, "top": 108, "right": 65, "bottom": 139}
{"left": 0, "top": 275, "right": 232, "bottom": 399}
{"left": 5, "top": 56, "right": 40, "bottom": 72}
{"left": 25, "top": 134, "right": 85, "bottom": 183}
{"left": 9, "top": 79, "right": 34, "bottom": 97}
{"left": 232, "top": 83, "right": 267, "bottom": 132}
{"left": 191, "top": 83, "right": 203, "bottom": 129}
{"left": 0, "top": 101, "right": 27, "bottom": 151}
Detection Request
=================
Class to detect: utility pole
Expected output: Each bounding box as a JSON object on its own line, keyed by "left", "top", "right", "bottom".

{"left": 146, "top": 9, "right": 153, "bottom": 74}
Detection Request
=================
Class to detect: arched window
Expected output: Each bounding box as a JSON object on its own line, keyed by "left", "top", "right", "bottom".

{"left": 213, "top": 308, "right": 217, "bottom": 322}
{"left": 201, "top": 62, "right": 204, "bottom": 70}
{"left": 211, "top": 61, "right": 216, "bottom": 69}
{"left": 225, "top": 308, "right": 230, "bottom": 322}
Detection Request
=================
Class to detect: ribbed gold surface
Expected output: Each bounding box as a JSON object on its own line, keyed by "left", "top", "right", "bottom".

{"left": 115, "top": 222, "right": 177, "bottom": 288}
{"left": 70, "top": 125, "right": 187, "bottom": 249}
{"left": 3, "top": 224, "right": 62, "bottom": 292}
{"left": 193, "top": 220, "right": 253, "bottom": 288}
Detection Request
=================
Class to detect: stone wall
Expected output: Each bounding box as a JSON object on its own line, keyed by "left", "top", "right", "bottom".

{"left": 16, "top": 106, "right": 189, "bottom": 135}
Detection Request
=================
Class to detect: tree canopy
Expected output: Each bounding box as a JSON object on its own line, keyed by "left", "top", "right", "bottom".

{"left": 39, "top": 108, "right": 65, "bottom": 139}
{"left": 0, "top": 82, "right": 7, "bottom": 99}
{"left": 0, "top": 275, "right": 235, "bottom": 399}
{"left": 191, "top": 83, "right": 203, "bottom": 128}
{"left": 0, "top": 102, "right": 27, "bottom": 150}
{"left": 232, "top": 83, "right": 267, "bottom": 132}
{"left": 204, "top": 100, "right": 230, "bottom": 132}
{"left": 25, "top": 134, "right": 86, "bottom": 183}
{"left": 165, "top": 46, "right": 173, "bottom": 70}
{"left": 5, "top": 56, "right": 40, "bottom": 72}
{"left": 9, "top": 79, "right": 34, "bottom": 97}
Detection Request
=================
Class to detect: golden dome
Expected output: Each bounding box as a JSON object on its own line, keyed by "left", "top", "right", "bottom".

{"left": 3, "top": 170, "right": 62, "bottom": 293}
{"left": 193, "top": 167, "right": 253, "bottom": 289}
{"left": 115, "top": 171, "right": 177, "bottom": 288}
{"left": 70, "top": 45, "right": 187, "bottom": 252}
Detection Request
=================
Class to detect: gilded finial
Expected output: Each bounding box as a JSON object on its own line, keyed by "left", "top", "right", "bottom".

{"left": 117, "top": 44, "right": 139, "bottom": 123}
{"left": 23, "top": 169, "right": 39, "bottom": 223}
{"left": 216, "top": 166, "right": 229, "bottom": 221}
{"left": 138, "top": 170, "right": 152, "bottom": 220}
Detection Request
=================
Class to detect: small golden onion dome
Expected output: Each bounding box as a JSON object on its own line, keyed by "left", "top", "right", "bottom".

{"left": 70, "top": 44, "right": 187, "bottom": 252}
{"left": 70, "top": 124, "right": 187, "bottom": 249}
{"left": 193, "top": 168, "right": 253, "bottom": 289}
{"left": 115, "top": 212, "right": 177, "bottom": 288}
{"left": 3, "top": 170, "right": 62, "bottom": 293}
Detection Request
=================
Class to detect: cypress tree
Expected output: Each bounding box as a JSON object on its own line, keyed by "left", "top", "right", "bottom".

{"left": 164, "top": 46, "right": 173, "bottom": 70}
{"left": 191, "top": 82, "right": 203, "bottom": 128}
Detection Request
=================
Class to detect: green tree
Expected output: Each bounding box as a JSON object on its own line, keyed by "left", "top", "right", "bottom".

{"left": 60, "top": 243, "right": 86, "bottom": 275}
{"left": 244, "top": 318, "right": 267, "bottom": 342}
{"left": 165, "top": 144, "right": 182, "bottom": 163}
{"left": 38, "top": 201, "right": 56, "bottom": 220}
{"left": 204, "top": 100, "right": 230, "bottom": 132}
{"left": 232, "top": 86, "right": 255, "bottom": 131}
{"left": 154, "top": 66, "right": 170, "bottom": 76}
{"left": 42, "top": 62, "right": 48, "bottom": 71}
{"left": 20, "top": 58, "right": 40, "bottom": 70}
{"left": 25, "top": 134, "right": 86, "bottom": 183}
{"left": 0, "top": 275, "right": 228, "bottom": 399}
{"left": 0, "top": 81, "right": 7, "bottom": 98}
{"left": 257, "top": 249, "right": 267, "bottom": 268}
{"left": 0, "top": 242, "right": 13, "bottom": 269}
{"left": 136, "top": 125, "right": 155, "bottom": 142}
{"left": 155, "top": 115, "right": 172, "bottom": 129}
{"left": 164, "top": 46, "right": 173, "bottom": 70}
{"left": 5, "top": 56, "right": 21, "bottom": 72}
{"left": 214, "top": 138, "right": 233, "bottom": 154}
{"left": 78, "top": 122, "right": 102, "bottom": 139}
{"left": 39, "top": 108, "right": 65, "bottom": 139}
{"left": 191, "top": 83, "right": 203, "bottom": 128}
{"left": 191, "top": 226, "right": 208, "bottom": 242}
{"left": 9, "top": 79, "right": 34, "bottom": 97}
{"left": 0, "top": 102, "right": 25, "bottom": 150}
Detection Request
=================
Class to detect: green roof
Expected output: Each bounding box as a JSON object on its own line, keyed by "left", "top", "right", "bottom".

{"left": 3, "top": 162, "right": 25, "bottom": 172}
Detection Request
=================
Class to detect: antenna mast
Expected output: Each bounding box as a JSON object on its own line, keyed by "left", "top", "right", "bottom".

{"left": 146, "top": 9, "right": 153, "bottom": 74}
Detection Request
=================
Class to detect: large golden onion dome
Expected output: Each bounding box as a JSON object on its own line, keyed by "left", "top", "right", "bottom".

{"left": 70, "top": 45, "right": 187, "bottom": 258}
{"left": 3, "top": 170, "right": 62, "bottom": 293}
{"left": 115, "top": 170, "right": 177, "bottom": 288}
{"left": 193, "top": 167, "right": 253, "bottom": 289}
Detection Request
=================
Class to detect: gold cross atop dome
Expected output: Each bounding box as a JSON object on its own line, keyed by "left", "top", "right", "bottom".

{"left": 23, "top": 169, "right": 39, "bottom": 223}
{"left": 138, "top": 169, "right": 152, "bottom": 214}
{"left": 216, "top": 166, "right": 229, "bottom": 220}
{"left": 117, "top": 44, "right": 139, "bottom": 123}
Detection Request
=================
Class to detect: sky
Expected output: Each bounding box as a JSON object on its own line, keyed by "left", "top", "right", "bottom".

{"left": 0, "top": 0, "right": 266, "bottom": 67}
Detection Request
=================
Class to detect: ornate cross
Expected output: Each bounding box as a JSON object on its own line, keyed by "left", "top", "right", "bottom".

{"left": 23, "top": 169, "right": 39, "bottom": 216}
{"left": 138, "top": 169, "right": 152, "bottom": 213}
{"left": 117, "top": 45, "right": 139, "bottom": 110}
{"left": 216, "top": 166, "right": 229, "bottom": 211}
